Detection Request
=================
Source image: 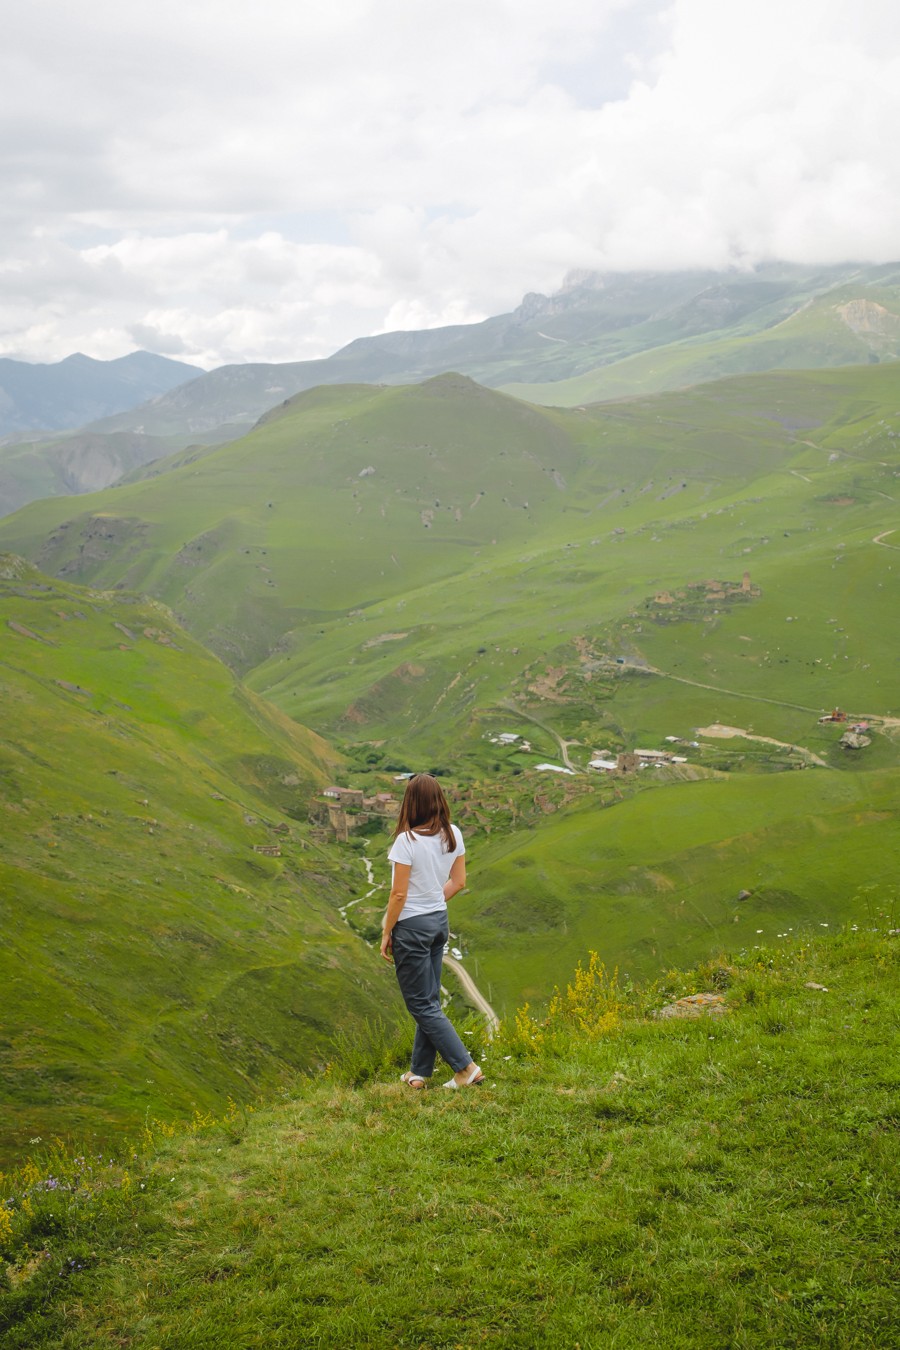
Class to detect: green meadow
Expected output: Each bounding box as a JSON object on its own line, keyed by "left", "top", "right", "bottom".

{"left": 453, "top": 768, "right": 899, "bottom": 1012}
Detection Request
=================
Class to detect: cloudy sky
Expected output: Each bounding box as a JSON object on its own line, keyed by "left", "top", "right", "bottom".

{"left": 2, "top": 0, "right": 899, "bottom": 368}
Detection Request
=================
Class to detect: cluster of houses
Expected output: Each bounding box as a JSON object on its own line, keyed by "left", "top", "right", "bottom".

{"left": 309, "top": 785, "right": 399, "bottom": 842}
{"left": 486, "top": 727, "right": 697, "bottom": 778}
{"left": 589, "top": 747, "right": 690, "bottom": 774}
{"left": 650, "top": 571, "right": 759, "bottom": 612}
{"left": 487, "top": 732, "right": 534, "bottom": 751}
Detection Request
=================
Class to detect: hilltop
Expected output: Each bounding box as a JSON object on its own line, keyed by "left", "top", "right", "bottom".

{"left": 2, "top": 928, "right": 898, "bottom": 1348}
{"left": 0, "top": 557, "right": 403, "bottom": 1165}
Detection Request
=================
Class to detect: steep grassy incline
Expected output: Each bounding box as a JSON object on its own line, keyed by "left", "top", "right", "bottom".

{"left": 0, "top": 376, "right": 589, "bottom": 673}
{"left": 0, "top": 557, "right": 402, "bottom": 1166}
{"left": 2, "top": 366, "right": 896, "bottom": 746}
{"left": 2, "top": 929, "right": 898, "bottom": 1348}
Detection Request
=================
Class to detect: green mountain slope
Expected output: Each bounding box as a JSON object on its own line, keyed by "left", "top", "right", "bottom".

{"left": 2, "top": 365, "right": 898, "bottom": 1009}
{"left": 0, "top": 556, "right": 402, "bottom": 1165}
{"left": 453, "top": 768, "right": 899, "bottom": 1011}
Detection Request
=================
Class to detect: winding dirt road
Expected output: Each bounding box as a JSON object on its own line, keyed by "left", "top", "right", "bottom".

{"left": 501, "top": 700, "right": 580, "bottom": 770}
{"left": 695, "top": 723, "right": 829, "bottom": 767}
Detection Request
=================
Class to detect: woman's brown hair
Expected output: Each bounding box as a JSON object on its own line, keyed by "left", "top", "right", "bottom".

{"left": 393, "top": 774, "right": 456, "bottom": 851}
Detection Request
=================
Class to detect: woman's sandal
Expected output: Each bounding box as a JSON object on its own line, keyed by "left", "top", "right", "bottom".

{"left": 443, "top": 1065, "right": 484, "bottom": 1089}
{"left": 400, "top": 1072, "right": 427, "bottom": 1090}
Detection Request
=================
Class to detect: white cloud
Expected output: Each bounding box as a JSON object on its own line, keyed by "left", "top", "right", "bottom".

{"left": 1, "top": 0, "right": 899, "bottom": 365}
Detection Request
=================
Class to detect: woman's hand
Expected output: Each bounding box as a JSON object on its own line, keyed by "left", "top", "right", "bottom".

{"left": 443, "top": 854, "right": 466, "bottom": 902}
{"left": 380, "top": 862, "right": 409, "bottom": 962}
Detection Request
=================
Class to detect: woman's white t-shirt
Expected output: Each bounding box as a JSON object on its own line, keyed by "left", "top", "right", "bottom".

{"left": 388, "top": 824, "right": 465, "bottom": 922}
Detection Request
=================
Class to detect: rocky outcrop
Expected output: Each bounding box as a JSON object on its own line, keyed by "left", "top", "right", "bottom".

{"left": 653, "top": 992, "right": 727, "bottom": 1020}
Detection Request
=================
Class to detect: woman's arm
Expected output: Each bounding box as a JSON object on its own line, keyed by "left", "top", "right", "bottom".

{"left": 443, "top": 854, "right": 466, "bottom": 902}
{"left": 380, "top": 862, "right": 411, "bottom": 961}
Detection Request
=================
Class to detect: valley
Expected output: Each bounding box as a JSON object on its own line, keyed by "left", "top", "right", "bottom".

{"left": 1, "top": 356, "right": 898, "bottom": 1164}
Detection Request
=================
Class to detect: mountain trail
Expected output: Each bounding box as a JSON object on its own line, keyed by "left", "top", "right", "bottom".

{"left": 338, "top": 854, "right": 383, "bottom": 920}
{"left": 443, "top": 955, "right": 500, "bottom": 1034}
{"left": 624, "top": 661, "right": 824, "bottom": 716}
{"left": 695, "top": 723, "right": 829, "bottom": 767}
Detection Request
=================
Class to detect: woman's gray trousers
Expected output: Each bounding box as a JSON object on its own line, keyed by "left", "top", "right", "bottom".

{"left": 391, "top": 910, "right": 471, "bottom": 1077}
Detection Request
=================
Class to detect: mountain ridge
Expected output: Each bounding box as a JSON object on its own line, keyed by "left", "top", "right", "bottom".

{"left": 3, "top": 263, "right": 899, "bottom": 522}
{"left": 61, "top": 262, "right": 900, "bottom": 443}
{"left": 0, "top": 350, "right": 202, "bottom": 437}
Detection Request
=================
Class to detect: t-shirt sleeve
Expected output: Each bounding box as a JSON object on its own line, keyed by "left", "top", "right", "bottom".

{"left": 388, "top": 833, "right": 414, "bottom": 866}
{"left": 453, "top": 825, "right": 465, "bottom": 855}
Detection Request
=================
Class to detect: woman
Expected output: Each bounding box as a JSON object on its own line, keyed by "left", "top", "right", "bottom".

{"left": 380, "top": 774, "right": 483, "bottom": 1089}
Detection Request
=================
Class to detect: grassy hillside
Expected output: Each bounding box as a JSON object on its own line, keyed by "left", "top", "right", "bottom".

{"left": 2, "top": 365, "right": 897, "bottom": 1011}
{"left": 0, "top": 556, "right": 403, "bottom": 1166}
{"left": 2, "top": 928, "right": 898, "bottom": 1348}
{"left": 452, "top": 769, "right": 899, "bottom": 1011}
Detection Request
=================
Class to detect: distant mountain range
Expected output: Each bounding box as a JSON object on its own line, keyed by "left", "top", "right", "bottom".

{"left": 0, "top": 350, "right": 201, "bottom": 436}
{"left": 1, "top": 262, "right": 899, "bottom": 519}
{"left": 84, "top": 261, "right": 900, "bottom": 441}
